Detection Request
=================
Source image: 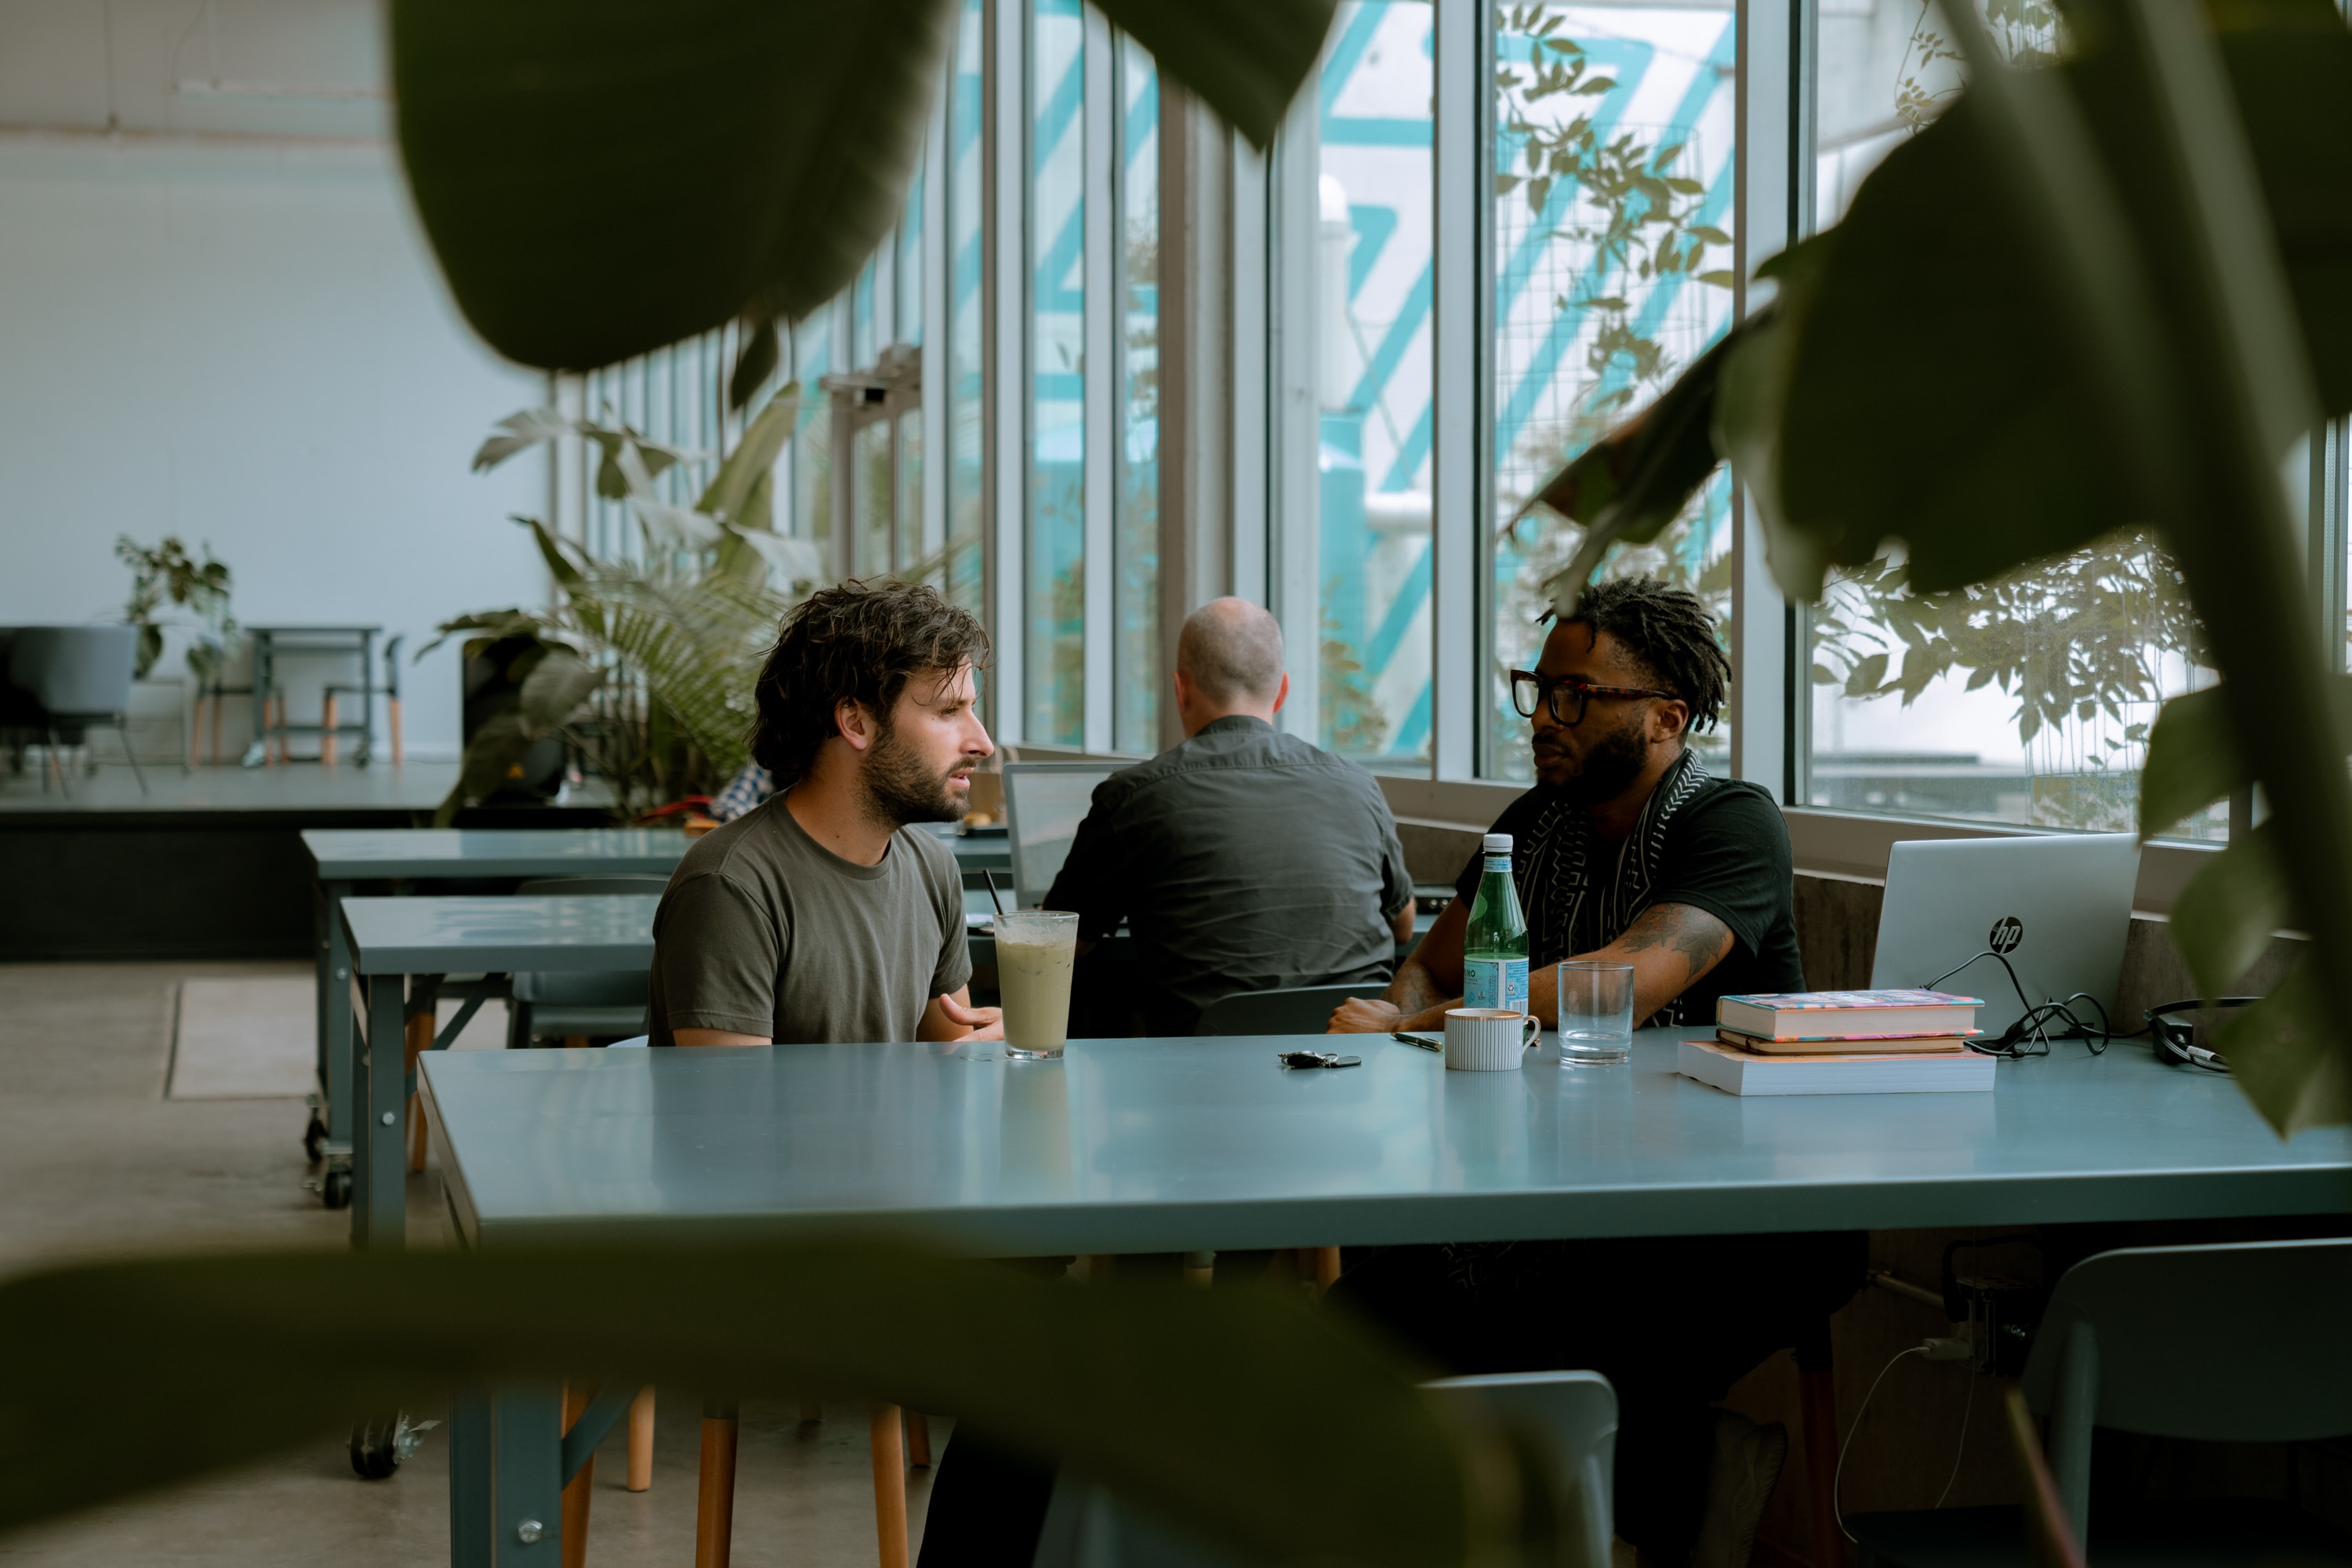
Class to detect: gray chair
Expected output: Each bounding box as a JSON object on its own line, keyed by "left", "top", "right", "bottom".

{"left": 1196, "top": 982, "right": 1392, "bottom": 1036}
{"left": 1850, "top": 1238, "right": 2352, "bottom": 1566}
{"left": 6, "top": 625, "right": 144, "bottom": 796}
{"left": 1029, "top": 1370, "right": 1617, "bottom": 1568}
{"left": 505, "top": 876, "right": 666, "bottom": 1047}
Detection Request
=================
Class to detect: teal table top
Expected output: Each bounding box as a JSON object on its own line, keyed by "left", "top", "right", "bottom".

{"left": 420, "top": 1030, "right": 2352, "bottom": 1255}
{"left": 341, "top": 895, "right": 657, "bottom": 975}
{"left": 304, "top": 829, "right": 688, "bottom": 881}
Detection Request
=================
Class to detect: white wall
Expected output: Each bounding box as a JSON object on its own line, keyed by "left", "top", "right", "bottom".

{"left": 0, "top": 0, "right": 548, "bottom": 760}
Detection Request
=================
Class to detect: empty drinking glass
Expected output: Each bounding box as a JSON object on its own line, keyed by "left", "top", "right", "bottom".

{"left": 1557, "top": 960, "right": 1635, "bottom": 1065}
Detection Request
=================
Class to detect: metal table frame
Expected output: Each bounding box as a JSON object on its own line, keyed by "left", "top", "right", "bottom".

{"left": 336, "top": 893, "right": 658, "bottom": 1243}
{"left": 241, "top": 625, "right": 380, "bottom": 768}
{"left": 302, "top": 831, "right": 689, "bottom": 1205}
{"left": 418, "top": 1032, "right": 2352, "bottom": 1566}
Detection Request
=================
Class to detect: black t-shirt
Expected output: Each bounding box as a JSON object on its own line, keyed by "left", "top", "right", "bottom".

{"left": 1454, "top": 773, "right": 1804, "bottom": 1026}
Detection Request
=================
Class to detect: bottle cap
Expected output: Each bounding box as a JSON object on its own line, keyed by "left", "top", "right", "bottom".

{"left": 1483, "top": 833, "right": 1512, "bottom": 855}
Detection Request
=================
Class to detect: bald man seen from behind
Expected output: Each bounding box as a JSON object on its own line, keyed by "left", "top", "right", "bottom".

{"left": 1041, "top": 597, "right": 1415, "bottom": 1036}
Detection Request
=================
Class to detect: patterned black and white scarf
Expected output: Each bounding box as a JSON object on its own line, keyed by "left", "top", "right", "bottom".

{"left": 1516, "top": 746, "right": 1711, "bottom": 1026}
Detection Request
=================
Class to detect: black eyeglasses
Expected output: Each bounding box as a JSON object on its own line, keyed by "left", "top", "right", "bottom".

{"left": 1508, "top": 670, "right": 1675, "bottom": 726}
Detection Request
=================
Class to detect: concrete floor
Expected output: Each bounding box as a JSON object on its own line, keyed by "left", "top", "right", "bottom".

{"left": 0, "top": 961, "right": 940, "bottom": 1566}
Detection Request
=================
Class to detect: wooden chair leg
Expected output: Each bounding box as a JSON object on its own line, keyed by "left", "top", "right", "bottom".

{"left": 695, "top": 1406, "right": 740, "bottom": 1568}
{"left": 1182, "top": 1250, "right": 1215, "bottom": 1288}
{"left": 801, "top": 1399, "right": 824, "bottom": 1424}
{"left": 564, "top": 1035, "right": 590, "bottom": 1049}
{"left": 321, "top": 694, "right": 339, "bottom": 767}
{"left": 389, "top": 695, "right": 403, "bottom": 765}
{"left": 626, "top": 1386, "right": 655, "bottom": 1492}
{"left": 905, "top": 1410, "right": 932, "bottom": 1468}
{"left": 405, "top": 1007, "right": 434, "bottom": 1174}
{"left": 1798, "top": 1326, "right": 1844, "bottom": 1568}
{"left": 561, "top": 1381, "right": 596, "bottom": 1568}
{"left": 1310, "top": 1245, "right": 1342, "bottom": 1296}
{"left": 871, "top": 1402, "right": 910, "bottom": 1568}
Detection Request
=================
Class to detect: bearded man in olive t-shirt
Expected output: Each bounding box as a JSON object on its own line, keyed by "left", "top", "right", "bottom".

{"left": 647, "top": 580, "right": 1004, "bottom": 1049}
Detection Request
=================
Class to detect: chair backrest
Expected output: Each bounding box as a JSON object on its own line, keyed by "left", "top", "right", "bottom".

{"left": 2019, "top": 1238, "right": 2352, "bottom": 1546}
{"left": 7, "top": 626, "right": 137, "bottom": 717}
{"left": 1196, "top": 982, "right": 1392, "bottom": 1036}
{"left": 1424, "top": 1370, "right": 1617, "bottom": 1568}
{"left": 1028, "top": 1370, "right": 1615, "bottom": 1568}
{"left": 1003, "top": 762, "right": 1118, "bottom": 906}
{"left": 514, "top": 876, "right": 673, "bottom": 897}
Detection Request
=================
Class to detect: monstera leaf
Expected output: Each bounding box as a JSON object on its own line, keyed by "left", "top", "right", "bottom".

{"left": 390, "top": 0, "right": 1338, "bottom": 378}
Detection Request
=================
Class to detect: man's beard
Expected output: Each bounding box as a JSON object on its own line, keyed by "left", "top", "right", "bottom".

{"left": 1552, "top": 716, "right": 1649, "bottom": 807}
{"left": 860, "top": 718, "right": 969, "bottom": 827}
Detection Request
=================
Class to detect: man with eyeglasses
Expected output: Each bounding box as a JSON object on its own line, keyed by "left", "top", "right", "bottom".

{"left": 1330, "top": 572, "right": 1804, "bottom": 1038}
{"left": 1327, "top": 575, "right": 1858, "bottom": 1568}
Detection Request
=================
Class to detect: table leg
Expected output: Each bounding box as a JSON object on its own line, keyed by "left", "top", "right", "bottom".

{"left": 452, "top": 1385, "right": 564, "bottom": 1568}
{"left": 242, "top": 635, "right": 273, "bottom": 769}
{"left": 358, "top": 628, "right": 376, "bottom": 766}
{"left": 352, "top": 973, "right": 408, "bottom": 1251}
{"left": 871, "top": 1403, "right": 909, "bottom": 1568}
{"left": 319, "top": 882, "right": 354, "bottom": 1164}
{"left": 695, "top": 1403, "right": 740, "bottom": 1568}
{"left": 560, "top": 1382, "right": 595, "bottom": 1568}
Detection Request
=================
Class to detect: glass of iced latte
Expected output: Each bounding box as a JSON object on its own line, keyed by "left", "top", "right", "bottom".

{"left": 995, "top": 910, "right": 1079, "bottom": 1060}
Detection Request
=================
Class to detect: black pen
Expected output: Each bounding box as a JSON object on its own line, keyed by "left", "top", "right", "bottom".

{"left": 1391, "top": 1030, "right": 1443, "bottom": 1053}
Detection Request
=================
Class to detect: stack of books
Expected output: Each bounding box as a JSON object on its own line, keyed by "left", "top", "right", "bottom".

{"left": 1679, "top": 989, "right": 1993, "bottom": 1096}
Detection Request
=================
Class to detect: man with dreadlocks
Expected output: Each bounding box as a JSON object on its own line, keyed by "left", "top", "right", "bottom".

{"left": 1333, "top": 572, "right": 1801, "bottom": 1036}
{"left": 1328, "top": 575, "right": 1862, "bottom": 1568}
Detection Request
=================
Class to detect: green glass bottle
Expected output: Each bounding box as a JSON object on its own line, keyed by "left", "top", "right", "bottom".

{"left": 1463, "top": 833, "right": 1529, "bottom": 1013}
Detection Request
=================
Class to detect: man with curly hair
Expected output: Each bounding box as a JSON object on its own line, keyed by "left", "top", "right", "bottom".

{"left": 1333, "top": 572, "right": 1802, "bottom": 1035}
{"left": 1329, "top": 575, "right": 1858, "bottom": 1568}
{"left": 648, "top": 579, "right": 1003, "bottom": 1048}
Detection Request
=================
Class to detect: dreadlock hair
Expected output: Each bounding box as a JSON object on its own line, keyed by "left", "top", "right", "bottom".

{"left": 749, "top": 579, "right": 992, "bottom": 789}
{"left": 1559, "top": 574, "right": 1730, "bottom": 733}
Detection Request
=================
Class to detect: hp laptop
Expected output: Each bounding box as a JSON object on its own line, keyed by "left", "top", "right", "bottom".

{"left": 1867, "top": 833, "right": 2142, "bottom": 1041}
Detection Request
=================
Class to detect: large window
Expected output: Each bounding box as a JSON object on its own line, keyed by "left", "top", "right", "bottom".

{"left": 1312, "top": 1, "right": 1436, "bottom": 769}
{"left": 1802, "top": 0, "right": 2223, "bottom": 838}
{"left": 1027, "top": 0, "right": 1088, "bottom": 746}
{"left": 946, "top": 0, "right": 986, "bottom": 614}
{"left": 1115, "top": 38, "right": 1160, "bottom": 753}
{"left": 1483, "top": 0, "right": 1739, "bottom": 782}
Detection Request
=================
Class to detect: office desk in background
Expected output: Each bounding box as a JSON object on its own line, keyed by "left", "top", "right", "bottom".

{"left": 419, "top": 1029, "right": 2351, "bottom": 1567}
{"left": 337, "top": 891, "right": 659, "bottom": 1240}
{"left": 300, "top": 829, "right": 688, "bottom": 1207}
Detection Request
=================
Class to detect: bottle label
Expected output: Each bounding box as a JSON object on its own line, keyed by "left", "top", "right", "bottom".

{"left": 1464, "top": 956, "right": 1528, "bottom": 1014}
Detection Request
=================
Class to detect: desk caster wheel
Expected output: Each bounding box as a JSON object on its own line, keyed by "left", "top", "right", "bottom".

{"left": 349, "top": 1412, "right": 428, "bottom": 1479}
{"left": 303, "top": 1115, "right": 327, "bottom": 1164}
{"left": 354, "top": 743, "right": 372, "bottom": 766}
{"left": 321, "top": 1169, "right": 352, "bottom": 1210}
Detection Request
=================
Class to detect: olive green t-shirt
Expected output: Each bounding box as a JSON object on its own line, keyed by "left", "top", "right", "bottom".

{"left": 647, "top": 797, "right": 971, "bottom": 1046}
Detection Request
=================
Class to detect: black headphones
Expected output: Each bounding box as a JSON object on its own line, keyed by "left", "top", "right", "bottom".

{"left": 2143, "top": 996, "right": 2256, "bottom": 1073}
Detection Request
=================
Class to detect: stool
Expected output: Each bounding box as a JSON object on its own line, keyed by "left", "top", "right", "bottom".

{"left": 691, "top": 1402, "right": 931, "bottom": 1568}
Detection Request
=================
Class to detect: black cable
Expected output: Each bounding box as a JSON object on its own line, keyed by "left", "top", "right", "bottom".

{"left": 1919, "top": 949, "right": 2111, "bottom": 1058}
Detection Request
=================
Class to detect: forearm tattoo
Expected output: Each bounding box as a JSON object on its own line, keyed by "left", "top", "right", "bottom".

{"left": 1616, "top": 902, "right": 1733, "bottom": 983}
{"left": 1392, "top": 960, "right": 1449, "bottom": 1014}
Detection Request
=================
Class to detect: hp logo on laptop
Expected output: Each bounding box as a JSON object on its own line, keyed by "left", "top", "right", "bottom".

{"left": 1989, "top": 916, "right": 2024, "bottom": 954}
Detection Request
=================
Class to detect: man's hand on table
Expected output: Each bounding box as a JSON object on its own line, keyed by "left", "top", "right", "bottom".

{"left": 1327, "top": 996, "right": 1404, "bottom": 1033}
{"left": 935, "top": 993, "right": 1005, "bottom": 1040}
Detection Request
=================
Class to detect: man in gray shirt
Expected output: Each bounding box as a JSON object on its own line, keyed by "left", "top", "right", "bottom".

{"left": 648, "top": 580, "right": 1004, "bottom": 1048}
{"left": 1044, "top": 597, "right": 1414, "bottom": 1036}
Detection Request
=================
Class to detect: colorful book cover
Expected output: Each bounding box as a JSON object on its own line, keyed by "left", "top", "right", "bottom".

{"left": 1719, "top": 989, "right": 1982, "bottom": 1012}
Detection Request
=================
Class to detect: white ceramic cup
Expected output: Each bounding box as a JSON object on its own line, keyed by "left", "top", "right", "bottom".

{"left": 1443, "top": 1007, "right": 1541, "bottom": 1071}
